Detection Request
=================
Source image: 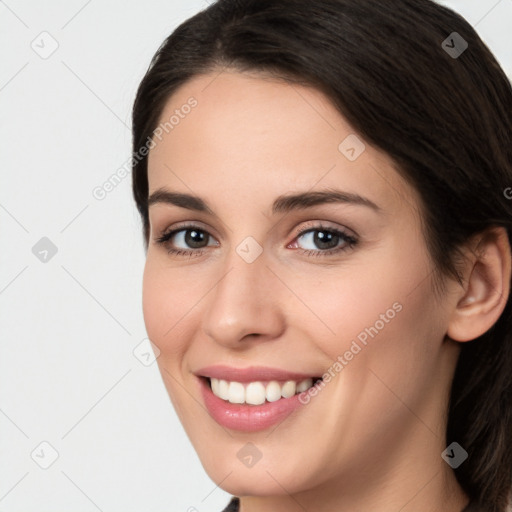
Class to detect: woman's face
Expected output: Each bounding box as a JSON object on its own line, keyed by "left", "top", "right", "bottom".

{"left": 143, "top": 70, "right": 461, "bottom": 497}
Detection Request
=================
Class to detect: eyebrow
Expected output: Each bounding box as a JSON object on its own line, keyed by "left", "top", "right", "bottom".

{"left": 147, "top": 187, "right": 382, "bottom": 215}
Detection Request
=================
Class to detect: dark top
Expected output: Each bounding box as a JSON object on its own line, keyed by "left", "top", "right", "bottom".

{"left": 220, "top": 497, "right": 239, "bottom": 512}
{"left": 220, "top": 496, "right": 484, "bottom": 512}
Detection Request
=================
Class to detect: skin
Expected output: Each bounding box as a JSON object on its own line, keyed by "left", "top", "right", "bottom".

{"left": 143, "top": 69, "right": 511, "bottom": 512}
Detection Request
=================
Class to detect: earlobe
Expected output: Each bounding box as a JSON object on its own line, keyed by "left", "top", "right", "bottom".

{"left": 446, "top": 227, "right": 511, "bottom": 343}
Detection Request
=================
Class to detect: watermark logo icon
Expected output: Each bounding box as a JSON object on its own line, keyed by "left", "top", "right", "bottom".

{"left": 31, "top": 31, "right": 59, "bottom": 59}
{"left": 442, "top": 32, "right": 468, "bottom": 59}
{"left": 133, "top": 338, "right": 161, "bottom": 366}
{"left": 31, "top": 441, "right": 59, "bottom": 469}
{"left": 236, "top": 236, "right": 263, "bottom": 263}
{"left": 338, "top": 134, "right": 365, "bottom": 161}
{"left": 32, "top": 237, "right": 58, "bottom": 263}
{"left": 442, "top": 442, "right": 468, "bottom": 469}
{"left": 237, "top": 442, "right": 262, "bottom": 468}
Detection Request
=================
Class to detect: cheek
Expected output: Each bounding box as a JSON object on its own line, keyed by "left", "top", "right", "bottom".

{"left": 297, "top": 266, "right": 406, "bottom": 363}
{"left": 142, "top": 259, "right": 196, "bottom": 359}
{"left": 309, "top": 241, "right": 438, "bottom": 380}
{"left": 142, "top": 260, "right": 201, "bottom": 421}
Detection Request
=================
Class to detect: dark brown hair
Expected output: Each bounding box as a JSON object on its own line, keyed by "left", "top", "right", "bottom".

{"left": 131, "top": 1, "right": 512, "bottom": 509}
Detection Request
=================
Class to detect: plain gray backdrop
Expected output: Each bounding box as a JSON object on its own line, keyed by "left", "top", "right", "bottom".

{"left": 1, "top": 0, "right": 511, "bottom": 510}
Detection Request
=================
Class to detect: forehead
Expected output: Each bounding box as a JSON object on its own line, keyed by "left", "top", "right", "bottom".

{"left": 147, "top": 70, "right": 419, "bottom": 218}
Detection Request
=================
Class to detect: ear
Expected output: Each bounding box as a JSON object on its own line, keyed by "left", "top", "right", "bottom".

{"left": 447, "top": 227, "right": 511, "bottom": 343}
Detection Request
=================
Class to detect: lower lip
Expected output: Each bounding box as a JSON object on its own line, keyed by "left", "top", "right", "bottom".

{"left": 199, "top": 377, "right": 307, "bottom": 432}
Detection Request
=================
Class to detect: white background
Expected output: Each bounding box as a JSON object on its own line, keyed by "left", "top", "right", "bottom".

{"left": 1, "top": 1, "right": 511, "bottom": 510}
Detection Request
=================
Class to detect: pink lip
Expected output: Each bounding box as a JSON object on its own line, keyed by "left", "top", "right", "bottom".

{"left": 196, "top": 364, "right": 320, "bottom": 383}
{"left": 198, "top": 376, "right": 308, "bottom": 431}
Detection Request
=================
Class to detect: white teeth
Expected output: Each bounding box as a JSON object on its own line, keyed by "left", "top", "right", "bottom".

{"left": 209, "top": 377, "right": 316, "bottom": 404}
{"left": 297, "top": 378, "right": 313, "bottom": 392}
{"left": 245, "top": 382, "right": 266, "bottom": 405}
{"left": 228, "top": 381, "right": 245, "bottom": 404}
{"left": 265, "top": 381, "right": 282, "bottom": 402}
{"left": 211, "top": 377, "right": 220, "bottom": 396}
{"left": 218, "top": 379, "right": 229, "bottom": 400}
{"left": 281, "top": 380, "right": 296, "bottom": 398}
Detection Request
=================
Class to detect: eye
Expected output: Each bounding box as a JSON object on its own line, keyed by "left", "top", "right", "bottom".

{"left": 291, "top": 224, "right": 358, "bottom": 257}
{"left": 154, "top": 222, "right": 358, "bottom": 258}
{"left": 154, "top": 224, "right": 219, "bottom": 257}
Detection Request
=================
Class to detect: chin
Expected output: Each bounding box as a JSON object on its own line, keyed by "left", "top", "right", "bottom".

{"left": 192, "top": 439, "right": 318, "bottom": 496}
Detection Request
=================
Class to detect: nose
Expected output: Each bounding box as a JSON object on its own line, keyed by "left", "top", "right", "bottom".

{"left": 201, "top": 247, "right": 286, "bottom": 348}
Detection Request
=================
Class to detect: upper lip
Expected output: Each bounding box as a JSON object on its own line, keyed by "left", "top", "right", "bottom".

{"left": 195, "top": 365, "right": 321, "bottom": 383}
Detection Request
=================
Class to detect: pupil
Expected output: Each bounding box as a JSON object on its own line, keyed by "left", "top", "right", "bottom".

{"left": 314, "top": 230, "right": 338, "bottom": 249}
{"left": 186, "top": 229, "right": 206, "bottom": 248}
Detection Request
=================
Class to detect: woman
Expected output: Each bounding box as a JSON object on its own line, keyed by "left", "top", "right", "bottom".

{"left": 131, "top": 0, "right": 512, "bottom": 510}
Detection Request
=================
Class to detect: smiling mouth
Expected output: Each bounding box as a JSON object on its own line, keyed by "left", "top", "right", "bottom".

{"left": 205, "top": 376, "right": 323, "bottom": 405}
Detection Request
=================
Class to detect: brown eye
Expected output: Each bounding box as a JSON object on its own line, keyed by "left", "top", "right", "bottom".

{"left": 294, "top": 226, "right": 358, "bottom": 256}
{"left": 155, "top": 224, "right": 219, "bottom": 256}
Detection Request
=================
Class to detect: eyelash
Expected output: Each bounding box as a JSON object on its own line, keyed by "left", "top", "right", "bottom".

{"left": 154, "top": 222, "right": 358, "bottom": 258}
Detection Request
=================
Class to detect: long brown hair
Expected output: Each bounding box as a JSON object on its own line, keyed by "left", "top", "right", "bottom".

{"left": 131, "top": 1, "right": 512, "bottom": 509}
